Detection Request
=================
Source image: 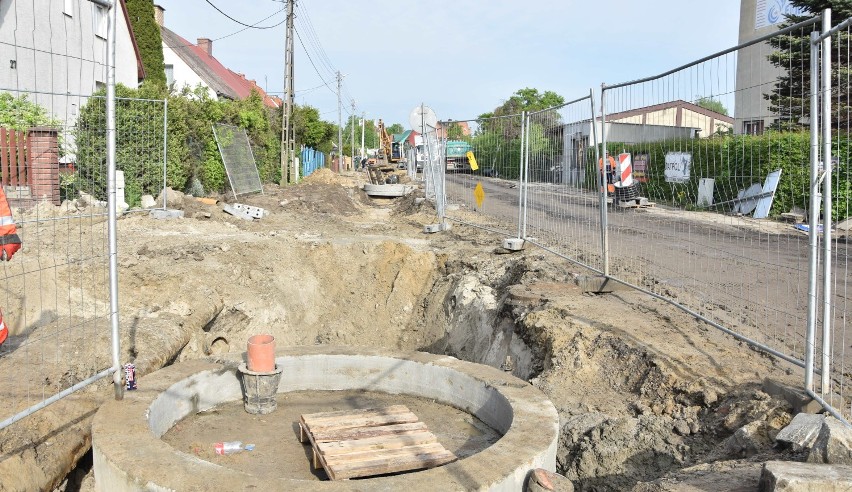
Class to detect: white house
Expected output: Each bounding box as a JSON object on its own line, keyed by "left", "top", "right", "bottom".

{"left": 0, "top": 0, "right": 143, "bottom": 127}
{"left": 155, "top": 5, "right": 278, "bottom": 108}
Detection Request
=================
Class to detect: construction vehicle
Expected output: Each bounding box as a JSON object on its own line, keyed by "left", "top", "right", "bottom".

{"left": 376, "top": 119, "right": 405, "bottom": 166}
{"left": 368, "top": 119, "right": 402, "bottom": 185}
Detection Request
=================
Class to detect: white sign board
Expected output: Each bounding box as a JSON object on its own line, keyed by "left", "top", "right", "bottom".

{"left": 697, "top": 178, "right": 714, "bottom": 207}
{"left": 665, "top": 152, "right": 692, "bottom": 184}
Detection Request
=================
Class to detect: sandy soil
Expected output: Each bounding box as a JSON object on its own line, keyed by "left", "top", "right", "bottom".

{"left": 0, "top": 168, "right": 828, "bottom": 491}
{"left": 161, "top": 390, "right": 500, "bottom": 482}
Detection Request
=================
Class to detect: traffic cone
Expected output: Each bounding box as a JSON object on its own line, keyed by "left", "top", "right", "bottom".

{"left": 0, "top": 310, "right": 7, "bottom": 346}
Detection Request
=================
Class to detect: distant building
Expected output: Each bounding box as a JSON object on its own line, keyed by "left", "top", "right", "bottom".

{"left": 435, "top": 120, "right": 471, "bottom": 139}
{"left": 554, "top": 100, "right": 733, "bottom": 185}
{"left": 155, "top": 5, "right": 278, "bottom": 108}
{"left": 734, "top": 0, "right": 808, "bottom": 134}
{"left": 0, "top": 0, "right": 144, "bottom": 123}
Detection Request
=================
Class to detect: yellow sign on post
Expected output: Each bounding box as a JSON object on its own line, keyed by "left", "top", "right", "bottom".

{"left": 466, "top": 151, "right": 479, "bottom": 171}
{"left": 474, "top": 182, "right": 485, "bottom": 208}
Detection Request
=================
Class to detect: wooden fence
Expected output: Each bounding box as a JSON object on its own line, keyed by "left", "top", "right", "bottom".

{"left": 0, "top": 127, "right": 60, "bottom": 205}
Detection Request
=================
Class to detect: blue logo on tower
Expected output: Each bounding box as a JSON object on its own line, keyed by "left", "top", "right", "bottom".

{"left": 756, "top": 0, "right": 807, "bottom": 30}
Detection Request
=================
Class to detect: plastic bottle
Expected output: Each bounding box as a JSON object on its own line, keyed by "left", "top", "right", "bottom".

{"left": 214, "top": 441, "right": 249, "bottom": 455}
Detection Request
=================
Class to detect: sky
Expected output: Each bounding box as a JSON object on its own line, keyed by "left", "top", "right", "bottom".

{"left": 155, "top": 0, "right": 743, "bottom": 127}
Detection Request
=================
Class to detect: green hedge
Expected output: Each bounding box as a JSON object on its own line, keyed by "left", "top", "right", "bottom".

{"left": 73, "top": 84, "right": 281, "bottom": 206}
{"left": 600, "top": 131, "right": 850, "bottom": 220}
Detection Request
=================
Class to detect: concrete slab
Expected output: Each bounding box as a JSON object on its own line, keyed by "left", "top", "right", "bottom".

{"left": 776, "top": 413, "right": 825, "bottom": 451}
{"left": 808, "top": 417, "right": 852, "bottom": 465}
{"left": 233, "top": 203, "right": 267, "bottom": 219}
{"left": 763, "top": 378, "right": 823, "bottom": 414}
{"left": 221, "top": 203, "right": 254, "bottom": 221}
{"left": 364, "top": 183, "right": 415, "bottom": 197}
{"left": 502, "top": 238, "right": 525, "bottom": 251}
{"left": 575, "top": 275, "right": 632, "bottom": 294}
{"left": 148, "top": 209, "right": 184, "bottom": 220}
{"left": 424, "top": 222, "right": 452, "bottom": 234}
{"left": 759, "top": 460, "right": 852, "bottom": 491}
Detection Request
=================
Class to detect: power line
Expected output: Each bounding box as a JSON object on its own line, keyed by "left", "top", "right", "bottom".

{"left": 294, "top": 29, "right": 337, "bottom": 95}
{"left": 163, "top": 9, "right": 285, "bottom": 49}
{"left": 204, "top": 0, "right": 284, "bottom": 29}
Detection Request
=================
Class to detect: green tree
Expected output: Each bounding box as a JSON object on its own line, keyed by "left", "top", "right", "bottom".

{"left": 445, "top": 122, "right": 466, "bottom": 141}
{"left": 695, "top": 96, "right": 728, "bottom": 116}
{"left": 126, "top": 0, "right": 166, "bottom": 88}
{"left": 479, "top": 87, "right": 565, "bottom": 119}
{"left": 0, "top": 93, "right": 58, "bottom": 131}
{"left": 293, "top": 104, "right": 336, "bottom": 153}
{"left": 766, "top": 1, "right": 852, "bottom": 129}
{"left": 385, "top": 123, "right": 405, "bottom": 135}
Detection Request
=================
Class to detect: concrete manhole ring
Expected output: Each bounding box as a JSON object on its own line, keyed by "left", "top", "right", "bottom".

{"left": 92, "top": 346, "right": 559, "bottom": 491}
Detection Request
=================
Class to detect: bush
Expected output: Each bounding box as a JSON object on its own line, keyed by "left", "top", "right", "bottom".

{"left": 73, "top": 84, "right": 281, "bottom": 205}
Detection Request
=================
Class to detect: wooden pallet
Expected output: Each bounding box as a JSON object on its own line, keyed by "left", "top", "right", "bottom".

{"left": 299, "top": 405, "right": 457, "bottom": 480}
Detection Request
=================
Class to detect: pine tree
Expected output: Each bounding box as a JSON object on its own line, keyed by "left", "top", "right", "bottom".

{"left": 125, "top": 0, "right": 166, "bottom": 88}
{"left": 766, "top": 1, "right": 852, "bottom": 129}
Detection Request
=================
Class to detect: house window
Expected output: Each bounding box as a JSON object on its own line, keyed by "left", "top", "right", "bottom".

{"left": 742, "top": 120, "right": 764, "bottom": 135}
{"left": 64, "top": 0, "right": 73, "bottom": 16}
{"left": 93, "top": 5, "right": 107, "bottom": 39}
{"left": 165, "top": 64, "right": 174, "bottom": 88}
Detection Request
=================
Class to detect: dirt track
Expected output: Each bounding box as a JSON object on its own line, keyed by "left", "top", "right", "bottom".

{"left": 0, "top": 169, "right": 817, "bottom": 491}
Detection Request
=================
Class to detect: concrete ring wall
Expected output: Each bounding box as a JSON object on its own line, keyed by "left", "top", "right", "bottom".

{"left": 92, "top": 346, "right": 559, "bottom": 492}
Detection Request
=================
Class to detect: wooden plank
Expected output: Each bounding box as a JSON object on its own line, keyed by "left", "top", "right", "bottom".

{"left": 304, "top": 412, "right": 419, "bottom": 432}
{"left": 327, "top": 442, "right": 445, "bottom": 466}
{"left": 310, "top": 422, "right": 428, "bottom": 442}
{"left": 16, "top": 130, "right": 25, "bottom": 187}
{"left": 330, "top": 449, "right": 457, "bottom": 480}
{"left": 301, "top": 405, "right": 410, "bottom": 425}
{"left": 8, "top": 129, "right": 16, "bottom": 186}
{"left": 317, "top": 431, "right": 437, "bottom": 457}
{"left": 0, "top": 128, "right": 8, "bottom": 186}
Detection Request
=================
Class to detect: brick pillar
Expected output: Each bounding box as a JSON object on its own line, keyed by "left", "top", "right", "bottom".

{"left": 28, "top": 127, "right": 60, "bottom": 205}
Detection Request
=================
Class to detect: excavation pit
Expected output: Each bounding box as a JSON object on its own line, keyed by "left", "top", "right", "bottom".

{"left": 92, "top": 346, "right": 559, "bottom": 491}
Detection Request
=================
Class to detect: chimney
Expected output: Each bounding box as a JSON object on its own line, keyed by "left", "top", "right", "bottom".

{"left": 197, "top": 38, "right": 212, "bottom": 56}
{"left": 153, "top": 4, "right": 165, "bottom": 27}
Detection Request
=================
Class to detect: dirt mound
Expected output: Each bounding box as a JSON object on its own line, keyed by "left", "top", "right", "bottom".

{"left": 302, "top": 168, "right": 343, "bottom": 185}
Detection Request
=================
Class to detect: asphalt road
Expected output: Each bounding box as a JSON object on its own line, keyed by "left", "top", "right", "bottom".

{"left": 444, "top": 171, "right": 851, "bottom": 401}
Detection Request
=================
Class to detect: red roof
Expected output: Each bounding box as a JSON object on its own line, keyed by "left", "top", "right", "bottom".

{"left": 162, "top": 28, "right": 279, "bottom": 108}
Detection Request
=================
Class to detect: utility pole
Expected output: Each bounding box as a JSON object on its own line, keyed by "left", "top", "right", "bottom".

{"left": 360, "top": 111, "right": 365, "bottom": 161}
{"left": 336, "top": 71, "right": 343, "bottom": 172}
{"left": 350, "top": 101, "right": 356, "bottom": 167}
{"left": 280, "top": 0, "right": 296, "bottom": 184}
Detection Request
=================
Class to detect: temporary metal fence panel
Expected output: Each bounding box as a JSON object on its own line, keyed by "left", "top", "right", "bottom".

{"left": 213, "top": 123, "right": 263, "bottom": 198}
{"left": 0, "top": 0, "right": 122, "bottom": 430}
{"left": 524, "top": 94, "right": 603, "bottom": 271}
{"left": 75, "top": 96, "right": 167, "bottom": 209}
{"left": 441, "top": 114, "right": 525, "bottom": 236}
{"left": 817, "top": 12, "right": 852, "bottom": 421}
{"left": 599, "top": 17, "right": 823, "bottom": 382}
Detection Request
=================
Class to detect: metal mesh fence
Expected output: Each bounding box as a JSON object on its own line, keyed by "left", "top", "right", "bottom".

{"left": 524, "top": 95, "right": 603, "bottom": 271}
{"left": 0, "top": 0, "right": 122, "bottom": 429}
{"left": 599, "top": 17, "right": 822, "bottom": 375}
{"left": 442, "top": 114, "right": 524, "bottom": 236}
{"left": 213, "top": 123, "right": 263, "bottom": 198}
{"left": 823, "top": 17, "right": 852, "bottom": 420}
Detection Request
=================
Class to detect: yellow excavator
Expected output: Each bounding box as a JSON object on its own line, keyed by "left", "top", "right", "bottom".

{"left": 369, "top": 119, "right": 401, "bottom": 185}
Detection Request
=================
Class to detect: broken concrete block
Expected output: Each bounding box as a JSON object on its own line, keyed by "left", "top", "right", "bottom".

{"left": 725, "top": 420, "right": 766, "bottom": 457}
{"left": 221, "top": 203, "right": 254, "bottom": 221}
{"left": 763, "top": 378, "right": 823, "bottom": 414}
{"left": 776, "top": 413, "right": 825, "bottom": 451}
{"left": 156, "top": 187, "right": 185, "bottom": 210}
{"left": 148, "top": 209, "right": 184, "bottom": 220}
{"left": 140, "top": 195, "right": 156, "bottom": 209}
{"left": 759, "top": 460, "right": 852, "bottom": 491}
{"left": 808, "top": 417, "right": 852, "bottom": 465}
{"left": 233, "top": 203, "right": 267, "bottom": 219}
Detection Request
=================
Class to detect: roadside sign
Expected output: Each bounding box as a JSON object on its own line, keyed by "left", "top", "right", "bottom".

{"left": 665, "top": 152, "right": 691, "bottom": 183}
{"left": 633, "top": 153, "right": 649, "bottom": 183}
{"left": 474, "top": 182, "right": 485, "bottom": 208}
{"left": 617, "top": 153, "right": 633, "bottom": 187}
{"left": 466, "top": 151, "right": 479, "bottom": 171}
